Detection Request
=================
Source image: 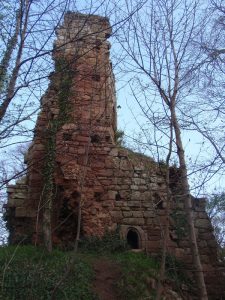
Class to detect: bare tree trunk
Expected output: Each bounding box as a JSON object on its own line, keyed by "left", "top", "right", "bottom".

{"left": 0, "top": 10, "right": 21, "bottom": 94}
{"left": 156, "top": 121, "right": 173, "bottom": 300}
{"left": 73, "top": 195, "right": 82, "bottom": 253}
{"left": 42, "top": 187, "right": 53, "bottom": 253}
{"left": 0, "top": 0, "right": 30, "bottom": 122}
{"left": 51, "top": 142, "right": 90, "bottom": 299}
{"left": 170, "top": 103, "right": 208, "bottom": 299}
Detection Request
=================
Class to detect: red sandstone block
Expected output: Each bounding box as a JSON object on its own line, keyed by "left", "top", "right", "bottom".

{"left": 107, "top": 190, "right": 117, "bottom": 200}
{"left": 102, "top": 201, "right": 114, "bottom": 208}
{"left": 148, "top": 235, "right": 161, "bottom": 241}
{"left": 90, "top": 149, "right": 108, "bottom": 156}
{"left": 157, "top": 216, "right": 169, "bottom": 225}
{"left": 93, "top": 186, "right": 104, "bottom": 193}
{"left": 15, "top": 207, "right": 27, "bottom": 217}
{"left": 77, "top": 147, "right": 86, "bottom": 154}
{"left": 98, "top": 179, "right": 111, "bottom": 185}
{"left": 91, "top": 161, "right": 105, "bottom": 169}
{"left": 67, "top": 147, "right": 77, "bottom": 154}
{"left": 29, "top": 171, "right": 43, "bottom": 180}
{"left": 75, "top": 135, "right": 90, "bottom": 142}
{"left": 120, "top": 159, "right": 132, "bottom": 171}
{"left": 105, "top": 159, "right": 115, "bottom": 168}
{"left": 119, "top": 191, "right": 130, "bottom": 199}
{"left": 102, "top": 147, "right": 111, "bottom": 152}
{"left": 97, "top": 169, "right": 113, "bottom": 177}
{"left": 123, "top": 211, "right": 132, "bottom": 217}
{"left": 146, "top": 240, "right": 161, "bottom": 249}
{"left": 143, "top": 211, "right": 155, "bottom": 218}
{"left": 123, "top": 217, "right": 145, "bottom": 225}
{"left": 132, "top": 211, "right": 143, "bottom": 218}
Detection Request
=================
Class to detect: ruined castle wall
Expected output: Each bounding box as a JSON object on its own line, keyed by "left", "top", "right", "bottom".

{"left": 5, "top": 13, "right": 225, "bottom": 299}
{"left": 7, "top": 144, "right": 224, "bottom": 298}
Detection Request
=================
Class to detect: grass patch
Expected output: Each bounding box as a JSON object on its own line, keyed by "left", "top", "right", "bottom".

{"left": 0, "top": 245, "right": 96, "bottom": 300}
{"left": 114, "top": 252, "right": 192, "bottom": 299}
{"left": 0, "top": 245, "right": 193, "bottom": 300}
{"left": 114, "top": 251, "right": 160, "bottom": 299}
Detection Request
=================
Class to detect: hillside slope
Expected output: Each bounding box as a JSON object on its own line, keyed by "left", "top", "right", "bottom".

{"left": 0, "top": 245, "right": 197, "bottom": 300}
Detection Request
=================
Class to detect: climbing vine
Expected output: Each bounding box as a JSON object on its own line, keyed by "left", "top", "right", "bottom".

{"left": 170, "top": 209, "right": 188, "bottom": 239}
{"left": 41, "top": 57, "right": 73, "bottom": 250}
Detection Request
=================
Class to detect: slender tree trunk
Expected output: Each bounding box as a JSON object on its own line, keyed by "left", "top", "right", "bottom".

{"left": 42, "top": 188, "right": 53, "bottom": 253}
{"left": 156, "top": 121, "right": 173, "bottom": 300}
{"left": 170, "top": 103, "right": 208, "bottom": 299}
{"left": 0, "top": 10, "right": 21, "bottom": 94}
{"left": 51, "top": 145, "right": 89, "bottom": 299}
{"left": 0, "top": 0, "right": 30, "bottom": 122}
{"left": 74, "top": 197, "right": 82, "bottom": 253}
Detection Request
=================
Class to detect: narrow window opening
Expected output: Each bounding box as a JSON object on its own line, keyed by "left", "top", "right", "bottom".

{"left": 71, "top": 191, "right": 80, "bottom": 199}
{"left": 91, "top": 134, "right": 101, "bottom": 143}
{"left": 105, "top": 135, "right": 111, "bottom": 142}
{"left": 69, "top": 191, "right": 81, "bottom": 210}
{"left": 63, "top": 132, "right": 72, "bottom": 141}
{"left": 94, "top": 192, "right": 102, "bottom": 201}
{"left": 95, "top": 40, "right": 102, "bottom": 50}
{"left": 92, "top": 74, "right": 100, "bottom": 82}
{"left": 116, "top": 193, "right": 122, "bottom": 201}
{"left": 60, "top": 198, "right": 70, "bottom": 219}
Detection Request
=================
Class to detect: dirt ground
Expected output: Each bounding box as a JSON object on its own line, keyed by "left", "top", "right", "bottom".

{"left": 92, "top": 259, "right": 122, "bottom": 300}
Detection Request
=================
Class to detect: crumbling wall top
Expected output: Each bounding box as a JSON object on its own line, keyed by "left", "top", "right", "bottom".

{"left": 54, "top": 12, "right": 112, "bottom": 53}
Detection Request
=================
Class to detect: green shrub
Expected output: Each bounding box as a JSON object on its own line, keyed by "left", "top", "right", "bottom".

{"left": 79, "top": 230, "right": 129, "bottom": 254}
{"left": 164, "top": 254, "right": 193, "bottom": 289}
{"left": 114, "top": 252, "right": 192, "bottom": 299}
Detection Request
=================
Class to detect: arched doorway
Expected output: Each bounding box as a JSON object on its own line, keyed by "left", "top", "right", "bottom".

{"left": 127, "top": 228, "right": 139, "bottom": 249}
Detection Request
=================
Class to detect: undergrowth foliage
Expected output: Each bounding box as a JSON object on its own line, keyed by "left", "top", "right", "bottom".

{"left": 0, "top": 246, "right": 96, "bottom": 300}
{"left": 164, "top": 254, "right": 193, "bottom": 291}
{"left": 115, "top": 251, "right": 160, "bottom": 299}
{"left": 0, "top": 243, "right": 193, "bottom": 299}
{"left": 79, "top": 230, "right": 129, "bottom": 254}
{"left": 115, "top": 252, "right": 193, "bottom": 299}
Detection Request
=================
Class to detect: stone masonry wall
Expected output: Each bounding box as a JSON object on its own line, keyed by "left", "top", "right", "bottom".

{"left": 5, "top": 13, "right": 225, "bottom": 299}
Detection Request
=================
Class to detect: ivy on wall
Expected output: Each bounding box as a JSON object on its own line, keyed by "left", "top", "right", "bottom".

{"left": 42, "top": 57, "right": 73, "bottom": 245}
{"left": 170, "top": 209, "right": 188, "bottom": 240}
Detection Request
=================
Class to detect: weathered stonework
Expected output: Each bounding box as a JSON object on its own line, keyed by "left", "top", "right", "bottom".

{"left": 5, "top": 13, "right": 225, "bottom": 299}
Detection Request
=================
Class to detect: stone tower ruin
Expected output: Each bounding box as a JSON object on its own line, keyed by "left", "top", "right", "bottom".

{"left": 5, "top": 13, "right": 225, "bottom": 298}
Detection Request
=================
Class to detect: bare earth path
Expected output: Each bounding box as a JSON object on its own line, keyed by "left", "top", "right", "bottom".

{"left": 92, "top": 259, "right": 122, "bottom": 300}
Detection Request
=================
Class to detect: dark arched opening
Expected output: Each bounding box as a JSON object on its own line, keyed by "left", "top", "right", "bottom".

{"left": 127, "top": 229, "right": 139, "bottom": 249}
